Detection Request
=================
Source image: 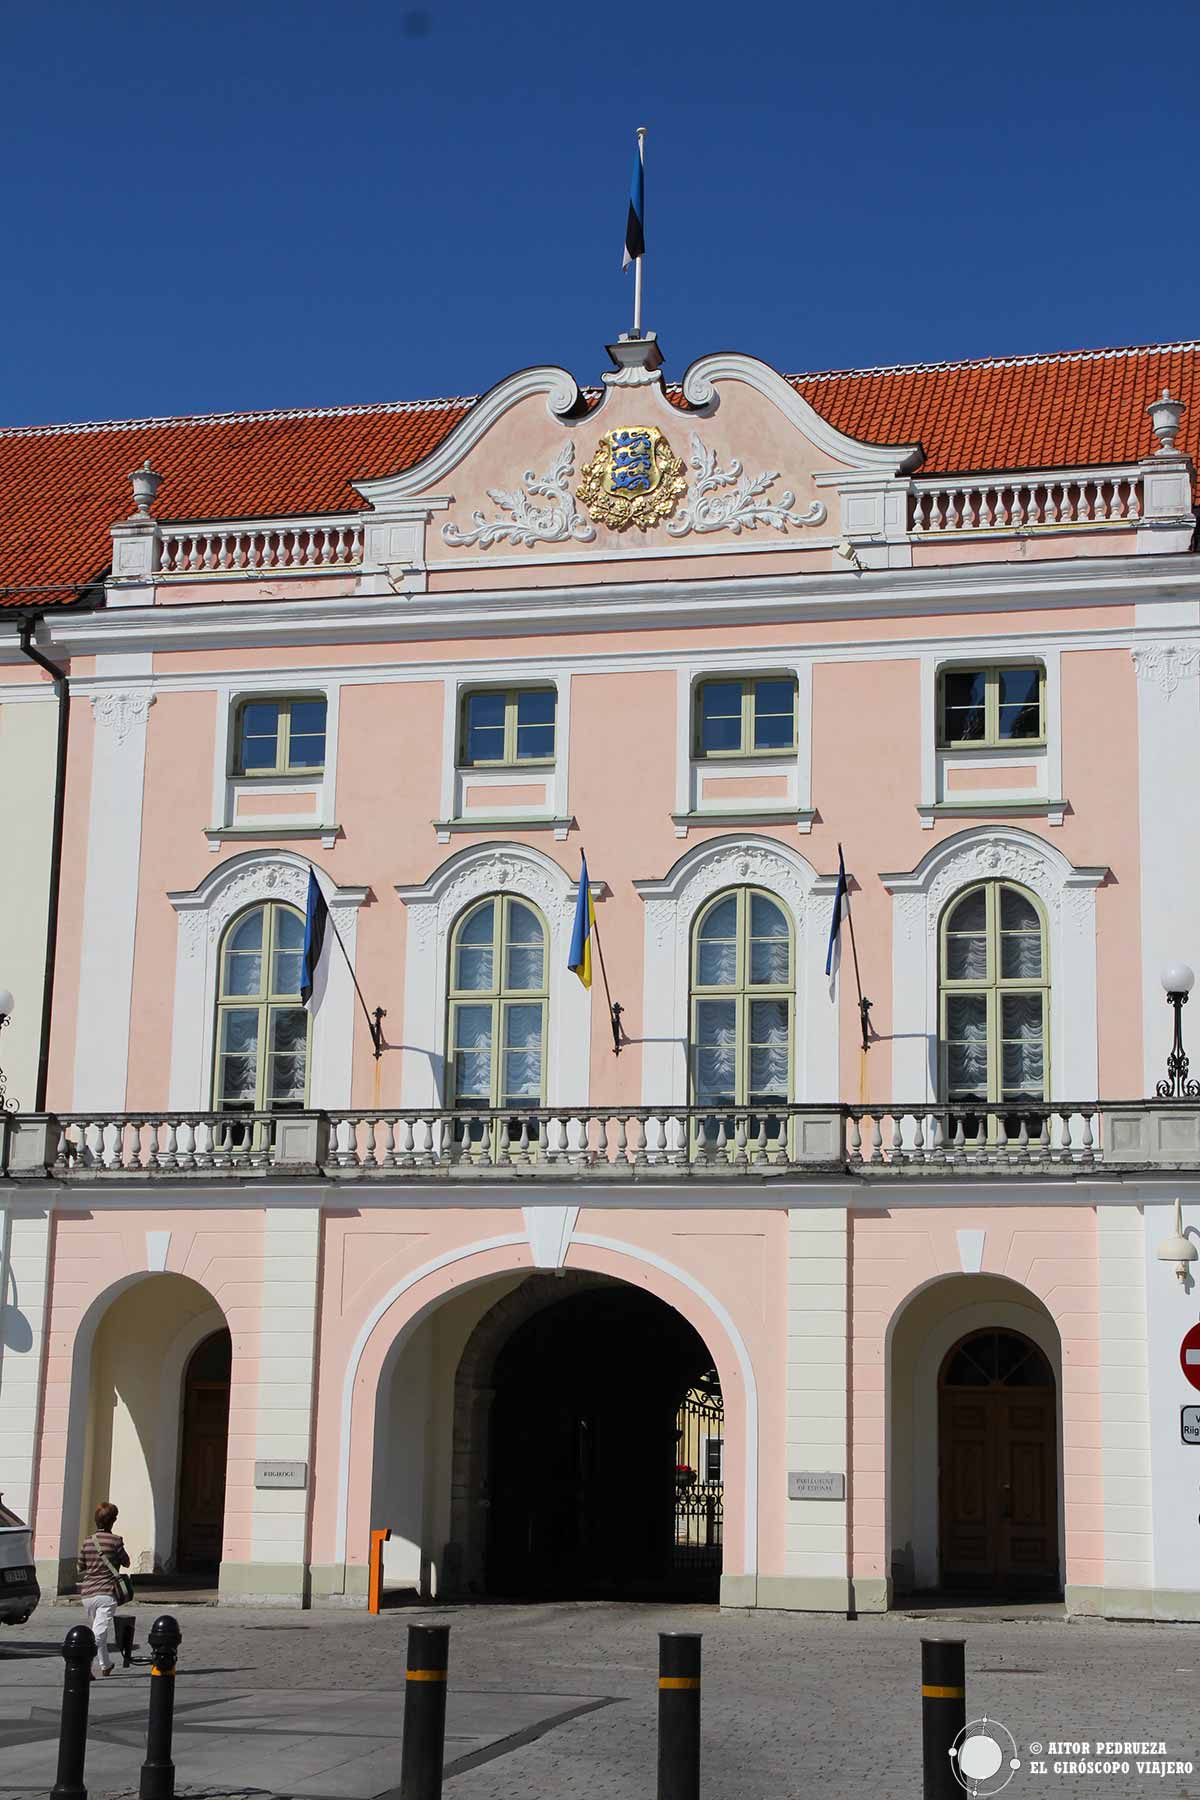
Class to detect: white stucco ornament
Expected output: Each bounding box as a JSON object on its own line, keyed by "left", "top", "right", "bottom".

{"left": 441, "top": 441, "right": 596, "bottom": 549}
{"left": 1131, "top": 642, "right": 1200, "bottom": 700}
{"left": 667, "top": 434, "right": 827, "bottom": 536}
{"left": 90, "top": 689, "right": 155, "bottom": 747}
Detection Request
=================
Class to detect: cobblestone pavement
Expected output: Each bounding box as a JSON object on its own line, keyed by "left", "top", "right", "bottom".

{"left": 2, "top": 1601, "right": 1199, "bottom": 1798}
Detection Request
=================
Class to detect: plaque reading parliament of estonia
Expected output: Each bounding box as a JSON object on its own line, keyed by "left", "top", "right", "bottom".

{"left": 787, "top": 1470, "right": 846, "bottom": 1501}
{"left": 577, "top": 426, "right": 688, "bottom": 531}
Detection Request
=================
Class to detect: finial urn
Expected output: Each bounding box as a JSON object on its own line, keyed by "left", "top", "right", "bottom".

{"left": 1148, "top": 389, "right": 1186, "bottom": 456}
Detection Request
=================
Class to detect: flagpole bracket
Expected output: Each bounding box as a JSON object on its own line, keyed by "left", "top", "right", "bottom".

{"left": 370, "top": 1006, "right": 387, "bottom": 1060}
{"left": 858, "top": 995, "right": 873, "bottom": 1054}
{"left": 610, "top": 1000, "right": 624, "bottom": 1057}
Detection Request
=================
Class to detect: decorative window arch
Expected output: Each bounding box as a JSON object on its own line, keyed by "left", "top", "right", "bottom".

{"left": 213, "top": 901, "right": 310, "bottom": 1114}
{"left": 635, "top": 835, "right": 836, "bottom": 1106}
{"left": 938, "top": 881, "right": 1049, "bottom": 1111}
{"left": 395, "top": 843, "right": 592, "bottom": 1109}
{"left": 882, "top": 827, "right": 1106, "bottom": 1103}
{"left": 168, "top": 851, "right": 367, "bottom": 1110}
{"left": 690, "top": 887, "right": 793, "bottom": 1116}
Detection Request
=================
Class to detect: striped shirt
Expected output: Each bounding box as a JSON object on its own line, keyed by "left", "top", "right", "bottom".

{"left": 76, "top": 1531, "right": 129, "bottom": 1598}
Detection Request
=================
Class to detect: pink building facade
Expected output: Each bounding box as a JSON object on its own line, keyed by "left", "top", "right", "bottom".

{"left": 3, "top": 332, "right": 1200, "bottom": 1617}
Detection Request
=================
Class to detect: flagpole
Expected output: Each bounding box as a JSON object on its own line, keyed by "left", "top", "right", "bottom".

{"left": 309, "top": 866, "right": 386, "bottom": 1059}
{"left": 837, "top": 841, "right": 873, "bottom": 1056}
{"left": 578, "top": 850, "right": 624, "bottom": 1055}
{"left": 632, "top": 126, "right": 646, "bottom": 337}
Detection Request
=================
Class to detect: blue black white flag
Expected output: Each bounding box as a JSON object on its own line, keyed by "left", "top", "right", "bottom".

{"left": 300, "top": 868, "right": 329, "bottom": 1007}
{"left": 825, "top": 846, "right": 849, "bottom": 986}
{"left": 622, "top": 134, "right": 645, "bottom": 270}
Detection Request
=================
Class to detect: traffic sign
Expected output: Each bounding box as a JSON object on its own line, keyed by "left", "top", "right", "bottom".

{"left": 1180, "top": 1323, "right": 1200, "bottom": 1393}
{"left": 1182, "top": 1406, "right": 1200, "bottom": 1444}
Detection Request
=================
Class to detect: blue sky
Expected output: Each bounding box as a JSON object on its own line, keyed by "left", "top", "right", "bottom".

{"left": 1, "top": 0, "right": 1195, "bottom": 426}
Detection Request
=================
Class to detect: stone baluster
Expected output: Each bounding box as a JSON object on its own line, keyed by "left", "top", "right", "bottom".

{"left": 846, "top": 1114, "right": 861, "bottom": 1163}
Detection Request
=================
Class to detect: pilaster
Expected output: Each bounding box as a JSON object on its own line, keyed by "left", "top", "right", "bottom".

{"left": 776, "top": 1205, "right": 850, "bottom": 1610}
{"left": 222, "top": 1205, "right": 322, "bottom": 1607}
{"left": 1096, "top": 1206, "right": 1153, "bottom": 1593}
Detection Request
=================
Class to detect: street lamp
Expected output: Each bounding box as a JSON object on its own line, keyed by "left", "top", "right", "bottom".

{"left": 1157, "top": 963, "right": 1200, "bottom": 1099}
{"left": 0, "top": 988, "right": 16, "bottom": 1114}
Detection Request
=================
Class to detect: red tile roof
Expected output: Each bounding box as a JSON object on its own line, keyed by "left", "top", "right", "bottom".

{"left": 2, "top": 338, "right": 1198, "bottom": 606}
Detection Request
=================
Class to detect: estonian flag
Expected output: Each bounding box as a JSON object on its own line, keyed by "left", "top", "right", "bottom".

{"left": 825, "top": 847, "right": 849, "bottom": 987}
{"left": 568, "top": 853, "right": 596, "bottom": 990}
{"left": 622, "top": 136, "right": 645, "bottom": 271}
{"left": 300, "top": 868, "right": 329, "bottom": 1007}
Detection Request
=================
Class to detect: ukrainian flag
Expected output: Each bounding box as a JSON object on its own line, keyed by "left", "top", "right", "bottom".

{"left": 568, "top": 853, "right": 595, "bottom": 990}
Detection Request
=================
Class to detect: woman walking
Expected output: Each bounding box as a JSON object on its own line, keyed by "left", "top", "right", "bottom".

{"left": 76, "top": 1502, "right": 130, "bottom": 1677}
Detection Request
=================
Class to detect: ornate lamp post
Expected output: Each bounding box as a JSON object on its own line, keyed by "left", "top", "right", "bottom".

{"left": 1157, "top": 962, "right": 1200, "bottom": 1099}
{"left": 0, "top": 989, "right": 17, "bottom": 1114}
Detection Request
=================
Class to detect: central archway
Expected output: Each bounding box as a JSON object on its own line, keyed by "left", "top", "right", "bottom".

{"left": 450, "top": 1273, "right": 724, "bottom": 1600}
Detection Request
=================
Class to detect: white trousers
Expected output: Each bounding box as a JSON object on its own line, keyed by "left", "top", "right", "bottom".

{"left": 83, "top": 1594, "right": 117, "bottom": 1672}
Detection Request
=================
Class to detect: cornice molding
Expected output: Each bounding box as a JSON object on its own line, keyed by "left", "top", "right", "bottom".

{"left": 35, "top": 551, "right": 1200, "bottom": 657}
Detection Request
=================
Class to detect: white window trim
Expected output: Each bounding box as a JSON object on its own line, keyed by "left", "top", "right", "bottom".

{"left": 167, "top": 849, "right": 367, "bottom": 1110}
{"left": 437, "top": 672, "right": 571, "bottom": 839}
{"left": 395, "top": 842, "right": 592, "bottom": 1109}
{"left": 208, "top": 682, "right": 341, "bottom": 849}
{"left": 881, "top": 826, "right": 1107, "bottom": 1105}
{"left": 919, "top": 647, "right": 1063, "bottom": 826}
{"left": 673, "top": 662, "right": 814, "bottom": 835}
{"left": 634, "top": 834, "right": 838, "bottom": 1106}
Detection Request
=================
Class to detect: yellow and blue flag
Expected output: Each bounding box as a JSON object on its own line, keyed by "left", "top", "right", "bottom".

{"left": 568, "top": 853, "right": 596, "bottom": 989}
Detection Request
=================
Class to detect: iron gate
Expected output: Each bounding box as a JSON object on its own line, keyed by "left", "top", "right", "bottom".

{"left": 673, "top": 1369, "right": 723, "bottom": 1577}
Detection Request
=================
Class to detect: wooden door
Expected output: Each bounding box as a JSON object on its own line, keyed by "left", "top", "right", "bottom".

{"left": 938, "top": 1329, "right": 1058, "bottom": 1595}
{"left": 177, "top": 1330, "right": 231, "bottom": 1574}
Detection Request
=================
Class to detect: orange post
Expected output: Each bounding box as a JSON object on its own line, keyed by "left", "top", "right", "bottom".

{"left": 368, "top": 1528, "right": 390, "bottom": 1615}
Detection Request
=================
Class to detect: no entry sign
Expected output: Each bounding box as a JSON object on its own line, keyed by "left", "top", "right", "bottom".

{"left": 1181, "top": 1323, "right": 1200, "bottom": 1392}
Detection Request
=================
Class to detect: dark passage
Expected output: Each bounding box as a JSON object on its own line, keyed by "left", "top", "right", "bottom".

{"left": 486, "top": 1286, "right": 722, "bottom": 1600}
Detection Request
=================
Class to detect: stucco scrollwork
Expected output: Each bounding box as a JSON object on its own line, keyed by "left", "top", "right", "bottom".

{"left": 1131, "top": 642, "right": 1200, "bottom": 700}
{"left": 441, "top": 442, "right": 596, "bottom": 550}
{"left": 667, "top": 434, "right": 827, "bottom": 536}
{"left": 91, "top": 688, "right": 155, "bottom": 746}
{"left": 172, "top": 856, "right": 345, "bottom": 961}
{"left": 923, "top": 839, "right": 1061, "bottom": 935}
{"left": 433, "top": 851, "right": 567, "bottom": 935}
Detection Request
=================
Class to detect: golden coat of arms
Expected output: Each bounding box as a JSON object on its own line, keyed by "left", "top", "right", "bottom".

{"left": 577, "top": 426, "right": 688, "bottom": 531}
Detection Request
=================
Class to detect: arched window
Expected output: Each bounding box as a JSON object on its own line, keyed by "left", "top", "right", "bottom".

{"left": 690, "top": 889, "right": 792, "bottom": 1135}
{"left": 448, "top": 896, "right": 548, "bottom": 1140}
{"left": 940, "top": 882, "right": 1048, "bottom": 1117}
{"left": 213, "top": 903, "right": 309, "bottom": 1115}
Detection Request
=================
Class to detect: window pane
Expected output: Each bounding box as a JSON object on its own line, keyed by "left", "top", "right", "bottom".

{"left": 229, "top": 910, "right": 264, "bottom": 950}
{"left": 223, "top": 948, "right": 263, "bottom": 997}
{"left": 219, "top": 1007, "right": 260, "bottom": 1054}
{"left": 452, "top": 1004, "right": 493, "bottom": 1103}
{"left": 749, "top": 893, "right": 790, "bottom": 984}
{"left": 1001, "top": 931, "right": 1042, "bottom": 980}
{"left": 945, "top": 889, "right": 987, "bottom": 980}
{"left": 1000, "top": 887, "right": 1039, "bottom": 932}
{"left": 942, "top": 669, "right": 986, "bottom": 742}
{"left": 946, "top": 993, "right": 988, "bottom": 1094}
{"left": 240, "top": 701, "right": 281, "bottom": 770}
{"left": 694, "top": 999, "right": 736, "bottom": 1104}
{"left": 274, "top": 908, "right": 304, "bottom": 947}
{"left": 752, "top": 680, "right": 795, "bottom": 751}
{"left": 697, "top": 936, "right": 737, "bottom": 986}
{"left": 463, "top": 691, "right": 506, "bottom": 763}
{"left": 515, "top": 689, "right": 555, "bottom": 760}
{"left": 997, "top": 667, "right": 1041, "bottom": 740}
{"left": 505, "top": 901, "right": 545, "bottom": 990}
{"left": 454, "top": 902, "right": 495, "bottom": 992}
{"left": 270, "top": 1008, "right": 308, "bottom": 1053}
{"left": 272, "top": 950, "right": 303, "bottom": 997}
{"left": 749, "top": 999, "right": 789, "bottom": 1099}
{"left": 289, "top": 698, "right": 327, "bottom": 738}
{"left": 1001, "top": 993, "right": 1045, "bottom": 1095}
{"left": 502, "top": 1002, "right": 543, "bottom": 1102}
{"left": 700, "top": 682, "right": 743, "bottom": 754}
{"left": 267, "top": 1008, "right": 308, "bottom": 1105}
{"left": 217, "top": 1008, "right": 259, "bottom": 1107}
{"left": 288, "top": 734, "right": 325, "bottom": 769}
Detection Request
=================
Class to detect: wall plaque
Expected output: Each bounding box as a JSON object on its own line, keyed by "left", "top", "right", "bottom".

{"left": 1182, "top": 1407, "right": 1200, "bottom": 1446}
{"left": 787, "top": 1470, "right": 845, "bottom": 1501}
{"left": 254, "top": 1460, "right": 308, "bottom": 1490}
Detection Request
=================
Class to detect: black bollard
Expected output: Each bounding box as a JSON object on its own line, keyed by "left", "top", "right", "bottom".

{"left": 921, "top": 1638, "right": 966, "bottom": 1800}
{"left": 399, "top": 1623, "right": 450, "bottom": 1800}
{"left": 139, "top": 1615, "right": 182, "bottom": 1800}
{"left": 657, "top": 1632, "right": 701, "bottom": 1800}
{"left": 50, "top": 1625, "right": 96, "bottom": 1800}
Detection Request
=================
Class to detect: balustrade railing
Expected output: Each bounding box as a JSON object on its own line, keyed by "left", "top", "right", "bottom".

{"left": 910, "top": 472, "right": 1141, "bottom": 535}
{"left": 158, "top": 519, "right": 363, "bottom": 574}
{"left": 1, "top": 1100, "right": 1169, "bottom": 1181}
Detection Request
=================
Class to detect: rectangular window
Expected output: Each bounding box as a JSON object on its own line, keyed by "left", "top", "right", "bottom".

{"left": 235, "top": 696, "right": 327, "bottom": 775}
{"left": 938, "top": 665, "right": 1043, "bottom": 748}
{"left": 696, "top": 677, "right": 796, "bottom": 758}
{"left": 460, "top": 687, "right": 556, "bottom": 767}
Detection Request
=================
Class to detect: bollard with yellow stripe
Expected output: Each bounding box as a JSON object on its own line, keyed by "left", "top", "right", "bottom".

{"left": 921, "top": 1637, "right": 966, "bottom": 1800}
{"left": 399, "top": 1623, "right": 451, "bottom": 1800}
{"left": 658, "top": 1632, "right": 702, "bottom": 1800}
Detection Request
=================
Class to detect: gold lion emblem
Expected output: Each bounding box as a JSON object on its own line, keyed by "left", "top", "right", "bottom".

{"left": 577, "top": 426, "right": 687, "bottom": 531}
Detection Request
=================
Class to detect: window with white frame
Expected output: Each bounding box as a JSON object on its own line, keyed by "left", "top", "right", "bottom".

{"left": 939, "top": 881, "right": 1049, "bottom": 1119}
{"left": 213, "top": 902, "right": 310, "bottom": 1114}
{"left": 694, "top": 676, "right": 797, "bottom": 758}
{"left": 232, "top": 696, "right": 327, "bottom": 776}
{"left": 459, "top": 687, "right": 556, "bottom": 768}
{"left": 447, "top": 895, "right": 548, "bottom": 1148}
{"left": 690, "top": 888, "right": 793, "bottom": 1128}
{"left": 937, "top": 665, "right": 1044, "bottom": 750}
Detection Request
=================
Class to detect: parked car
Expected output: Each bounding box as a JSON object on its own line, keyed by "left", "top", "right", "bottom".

{"left": 0, "top": 1496, "right": 40, "bottom": 1625}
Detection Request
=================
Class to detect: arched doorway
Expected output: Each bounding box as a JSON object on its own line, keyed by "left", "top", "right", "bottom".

{"left": 938, "top": 1327, "right": 1059, "bottom": 1595}
{"left": 480, "top": 1281, "right": 723, "bottom": 1600}
{"left": 176, "top": 1329, "right": 231, "bottom": 1575}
